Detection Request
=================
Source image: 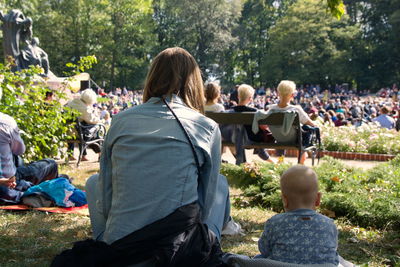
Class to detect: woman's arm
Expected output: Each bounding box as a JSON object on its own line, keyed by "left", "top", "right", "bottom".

{"left": 96, "top": 126, "right": 113, "bottom": 219}
{"left": 296, "top": 105, "right": 316, "bottom": 127}
{"left": 305, "top": 119, "right": 316, "bottom": 127}
{"left": 10, "top": 128, "right": 26, "bottom": 156}
{"left": 197, "top": 124, "right": 221, "bottom": 221}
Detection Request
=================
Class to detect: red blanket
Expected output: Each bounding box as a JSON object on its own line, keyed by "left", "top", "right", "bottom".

{"left": 0, "top": 204, "right": 89, "bottom": 215}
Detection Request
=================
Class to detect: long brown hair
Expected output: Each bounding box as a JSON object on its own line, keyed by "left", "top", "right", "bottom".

{"left": 143, "top": 47, "right": 205, "bottom": 113}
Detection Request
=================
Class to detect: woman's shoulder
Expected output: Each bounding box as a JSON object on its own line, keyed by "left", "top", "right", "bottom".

{"left": 183, "top": 107, "right": 219, "bottom": 129}
{"left": 112, "top": 102, "right": 218, "bottom": 130}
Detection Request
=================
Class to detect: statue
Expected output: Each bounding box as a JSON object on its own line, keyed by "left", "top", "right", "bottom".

{"left": 0, "top": 10, "right": 50, "bottom": 76}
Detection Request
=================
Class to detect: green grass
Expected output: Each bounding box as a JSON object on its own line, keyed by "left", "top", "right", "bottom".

{"left": 0, "top": 161, "right": 399, "bottom": 266}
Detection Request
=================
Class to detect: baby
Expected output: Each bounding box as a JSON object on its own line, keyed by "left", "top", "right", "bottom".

{"left": 258, "top": 165, "right": 339, "bottom": 265}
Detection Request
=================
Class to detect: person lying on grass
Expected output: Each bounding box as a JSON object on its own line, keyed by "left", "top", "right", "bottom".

{"left": 257, "top": 165, "right": 339, "bottom": 265}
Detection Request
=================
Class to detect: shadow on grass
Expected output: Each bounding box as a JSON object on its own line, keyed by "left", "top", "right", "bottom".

{"left": 0, "top": 210, "right": 91, "bottom": 267}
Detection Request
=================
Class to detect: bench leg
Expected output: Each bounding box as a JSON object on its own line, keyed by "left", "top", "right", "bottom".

{"left": 297, "top": 150, "right": 302, "bottom": 164}
{"left": 77, "top": 144, "right": 86, "bottom": 167}
{"left": 311, "top": 149, "right": 316, "bottom": 166}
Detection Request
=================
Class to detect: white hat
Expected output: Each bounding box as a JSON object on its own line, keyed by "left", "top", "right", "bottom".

{"left": 80, "top": 89, "right": 97, "bottom": 105}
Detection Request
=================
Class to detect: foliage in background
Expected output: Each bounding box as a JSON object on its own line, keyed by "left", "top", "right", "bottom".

{"left": 221, "top": 156, "right": 400, "bottom": 230}
{"left": 152, "top": 0, "right": 241, "bottom": 78}
{"left": 0, "top": 0, "right": 156, "bottom": 90}
{"left": 1, "top": 0, "right": 398, "bottom": 90}
{"left": 320, "top": 124, "right": 400, "bottom": 154}
{"left": 261, "top": 0, "right": 362, "bottom": 87}
{"left": 65, "top": 55, "right": 98, "bottom": 75}
{"left": 0, "top": 63, "right": 77, "bottom": 161}
{"left": 326, "top": 0, "right": 345, "bottom": 19}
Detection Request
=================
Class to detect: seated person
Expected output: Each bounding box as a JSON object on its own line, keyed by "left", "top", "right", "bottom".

{"left": 373, "top": 105, "right": 396, "bottom": 129}
{"left": 205, "top": 82, "right": 237, "bottom": 160}
{"left": 66, "top": 89, "right": 103, "bottom": 161}
{"left": 232, "top": 84, "right": 274, "bottom": 163}
{"left": 265, "top": 80, "right": 316, "bottom": 164}
{"left": 258, "top": 165, "right": 339, "bottom": 265}
{"left": 205, "top": 82, "right": 225, "bottom": 112}
{"left": 85, "top": 47, "right": 236, "bottom": 264}
{"left": 0, "top": 112, "right": 58, "bottom": 204}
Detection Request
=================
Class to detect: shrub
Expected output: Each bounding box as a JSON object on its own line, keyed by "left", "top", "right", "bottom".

{"left": 0, "top": 64, "right": 77, "bottom": 161}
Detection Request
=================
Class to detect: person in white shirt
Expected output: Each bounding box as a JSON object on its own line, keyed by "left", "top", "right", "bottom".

{"left": 265, "top": 80, "right": 315, "bottom": 164}
{"left": 204, "top": 82, "right": 225, "bottom": 112}
{"left": 373, "top": 106, "right": 396, "bottom": 129}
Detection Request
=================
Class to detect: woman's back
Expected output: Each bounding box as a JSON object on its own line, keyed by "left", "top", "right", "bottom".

{"left": 100, "top": 95, "right": 220, "bottom": 243}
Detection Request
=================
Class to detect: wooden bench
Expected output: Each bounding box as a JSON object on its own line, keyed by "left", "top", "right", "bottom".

{"left": 205, "top": 111, "right": 319, "bottom": 165}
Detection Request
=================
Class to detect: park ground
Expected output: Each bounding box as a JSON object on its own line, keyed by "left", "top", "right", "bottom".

{"left": 0, "top": 150, "right": 398, "bottom": 267}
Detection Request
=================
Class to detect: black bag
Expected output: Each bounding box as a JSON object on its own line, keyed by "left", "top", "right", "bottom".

{"left": 301, "top": 125, "right": 321, "bottom": 148}
{"left": 80, "top": 122, "right": 101, "bottom": 140}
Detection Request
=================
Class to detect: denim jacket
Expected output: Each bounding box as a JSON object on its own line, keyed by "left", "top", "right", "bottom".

{"left": 96, "top": 95, "right": 222, "bottom": 244}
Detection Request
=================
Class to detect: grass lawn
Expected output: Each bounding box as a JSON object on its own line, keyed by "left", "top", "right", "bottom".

{"left": 0, "top": 161, "right": 398, "bottom": 266}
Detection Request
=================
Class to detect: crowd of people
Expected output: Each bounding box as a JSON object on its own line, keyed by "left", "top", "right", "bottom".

{"left": 220, "top": 84, "right": 400, "bottom": 130}
{"left": 78, "top": 81, "right": 400, "bottom": 136}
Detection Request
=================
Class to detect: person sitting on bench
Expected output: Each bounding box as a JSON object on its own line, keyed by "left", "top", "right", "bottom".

{"left": 232, "top": 84, "right": 274, "bottom": 163}
{"left": 265, "top": 80, "right": 316, "bottom": 164}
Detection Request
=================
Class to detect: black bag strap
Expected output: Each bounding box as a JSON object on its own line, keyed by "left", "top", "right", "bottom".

{"left": 162, "top": 98, "right": 201, "bottom": 174}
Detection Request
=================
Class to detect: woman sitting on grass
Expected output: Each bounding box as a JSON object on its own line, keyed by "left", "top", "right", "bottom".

{"left": 85, "top": 47, "right": 233, "bottom": 265}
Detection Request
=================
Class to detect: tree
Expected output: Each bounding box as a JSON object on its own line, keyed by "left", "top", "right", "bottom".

{"left": 153, "top": 0, "right": 241, "bottom": 78}
{"left": 339, "top": 0, "right": 400, "bottom": 89}
{"left": 262, "top": 0, "right": 362, "bottom": 87}
{"left": 102, "top": 0, "right": 156, "bottom": 89}
{"left": 0, "top": 0, "right": 156, "bottom": 90}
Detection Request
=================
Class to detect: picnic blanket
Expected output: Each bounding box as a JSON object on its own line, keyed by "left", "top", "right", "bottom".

{"left": 0, "top": 204, "right": 89, "bottom": 215}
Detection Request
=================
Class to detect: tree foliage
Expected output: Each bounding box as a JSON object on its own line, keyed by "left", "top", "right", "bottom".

{"left": 262, "top": 0, "right": 362, "bottom": 87}
{"left": 153, "top": 0, "right": 241, "bottom": 77}
{"left": 0, "top": 64, "right": 77, "bottom": 161}
{"left": 0, "top": 0, "right": 398, "bottom": 91}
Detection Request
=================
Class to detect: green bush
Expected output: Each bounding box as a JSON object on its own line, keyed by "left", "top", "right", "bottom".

{"left": 0, "top": 64, "right": 77, "bottom": 161}
{"left": 222, "top": 156, "right": 400, "bottom": 230}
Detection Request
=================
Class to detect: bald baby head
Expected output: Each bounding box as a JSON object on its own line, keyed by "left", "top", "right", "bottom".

{"left": 280, "top": 165, "right": 320, "bottom": 211}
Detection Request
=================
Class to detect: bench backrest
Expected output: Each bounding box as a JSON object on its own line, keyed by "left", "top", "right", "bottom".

{"left": 205, "top": 111, "right": 300, "bottom": 128}
{"left": 206, "top": 111, "right": 302, "bottom": 146}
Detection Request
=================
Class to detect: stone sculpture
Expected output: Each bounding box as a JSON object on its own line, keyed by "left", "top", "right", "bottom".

{"left": 0, "top": 9, "right": 50, "bottom": 76}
